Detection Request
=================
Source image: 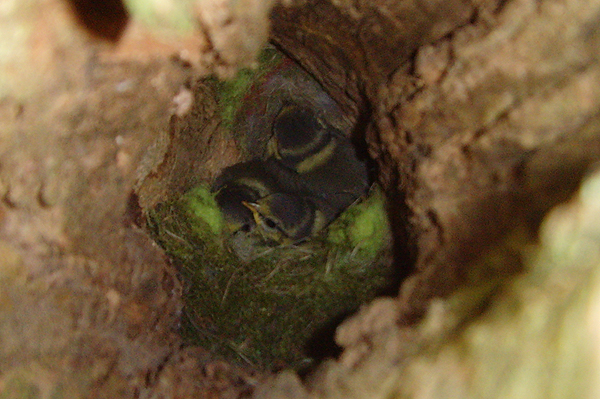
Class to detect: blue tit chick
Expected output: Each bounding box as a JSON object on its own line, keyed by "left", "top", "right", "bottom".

{"left": 243, "top": 192, "right": 330, "bottom": 245}
{"left": 268, "top": 104, "right": 336, "bottom": 174}
{"left": 268, "top": 104, "right": 371, "bottom": 215}
{"left": 211, "top": 158, "right": 313, "bottom": 235}
{"left": 213, "top": 184, "right": 259, "bottom": 235}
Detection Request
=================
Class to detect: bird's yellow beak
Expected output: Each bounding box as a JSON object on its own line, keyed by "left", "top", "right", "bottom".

{"left": 242, "top": 201, "right": 262, "bottom": 226}
{"left": 266, "top": 137, "right": 282, "bottom": 160}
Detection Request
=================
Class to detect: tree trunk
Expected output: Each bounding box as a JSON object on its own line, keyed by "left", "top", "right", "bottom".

{"left": 1, "top": 0, "right": 599, "bottom": 397}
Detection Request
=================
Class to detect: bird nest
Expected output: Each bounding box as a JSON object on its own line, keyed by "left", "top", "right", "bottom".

{"left": 137, "top": 48, "right": 395, "bottom": 370}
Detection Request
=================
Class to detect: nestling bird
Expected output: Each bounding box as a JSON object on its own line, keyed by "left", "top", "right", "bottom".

{"left": 213, "top": 184, "right": 260, "bottom": 235}
{"left": 267, "top": 105, "right": 336, "bottom": 173}
{"left": 213, "top": 105, "right": 371, "bottom": 250}
{"left": 211, "top": 158, "right": 315, "bottom": 236}
{"left": 242, "top": 192, "right": 332, "bottom": 245}
{"left": 267, "top": 104, "right": 371, "bottom": 213}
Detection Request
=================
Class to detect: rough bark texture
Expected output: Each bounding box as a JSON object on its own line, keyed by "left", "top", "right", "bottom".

{"left": 0, "top": 0, "right": 256, "bottom": 396}
{"left": 1, "top": 0, "right": 600, "bottom": 397}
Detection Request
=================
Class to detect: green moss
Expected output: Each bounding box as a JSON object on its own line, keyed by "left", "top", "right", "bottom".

{"left": 327, "top": 187, "right": 391, "bottom": 256}
{"left": 183, "top": 185, "right": 224, "bottom": 235}
{"left": 146, "top": 184, "right": 392, "bottom": 370}
{"left": 212, "top": 48, "right": 283, "bottom": 126}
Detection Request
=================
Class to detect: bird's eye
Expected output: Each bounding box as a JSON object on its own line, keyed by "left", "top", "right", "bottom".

{"left": 264, "top": 218, "right": 278, "bottom": 229}
{"left": 240, "top": 223, "right": 252, "bottom": 233}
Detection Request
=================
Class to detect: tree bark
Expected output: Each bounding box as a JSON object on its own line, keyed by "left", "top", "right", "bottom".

{"left": 1, "top": 0, "right": 599, "bottom": 397}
